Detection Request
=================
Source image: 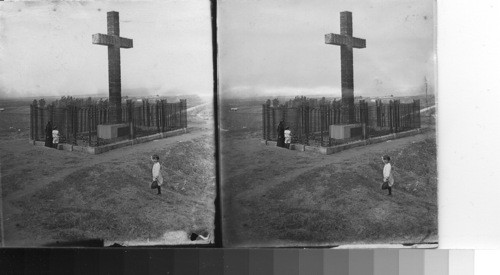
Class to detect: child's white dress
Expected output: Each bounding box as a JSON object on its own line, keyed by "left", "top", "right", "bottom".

{"left": 152, "top": 162, "right": 164, "bottom": 186}
{"left": 284, "top": 129, "right": 291, "bottom": 144}
{"left": 52, "top": 129, "right": 60, "bottom": 144}
{"left": 383, "top": 163, "right": 394, "bottom": 187}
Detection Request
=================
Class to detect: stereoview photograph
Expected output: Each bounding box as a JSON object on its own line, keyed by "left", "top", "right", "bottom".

{"left": 0, "top": 0, "right": 216, "bottom": 246}
{"left": 218, "top": 0, "right": 437, "bottom": 247}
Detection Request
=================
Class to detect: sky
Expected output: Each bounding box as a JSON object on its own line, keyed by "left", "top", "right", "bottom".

{"left": 218, "top": 0, "right": 436, "bottom": 98}
{"left": 0, "top": 0, "right": 213, "bottom": 99}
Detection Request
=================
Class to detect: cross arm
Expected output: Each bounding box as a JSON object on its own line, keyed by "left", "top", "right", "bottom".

{"left": 325, "top": 33, "right": 366, "bottom": 48}
{"left": 92, "top": 33, "right": 133, "bottom": 48}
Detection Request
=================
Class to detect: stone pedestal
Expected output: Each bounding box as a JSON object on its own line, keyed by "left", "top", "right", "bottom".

{"left": 97, "top": 124, "right": 129, "bottom": 139}
{"left": 329, "top": 124, "right": 362, "bottom": 139}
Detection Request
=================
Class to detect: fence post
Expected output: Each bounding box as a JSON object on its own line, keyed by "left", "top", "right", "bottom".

{"left": 365, "top": 101, "right": 369, "bottom": 138}
{"left": 76, "top": 106, "right": 80, "bottom": 144}
{"left": 298, "top": 105, "right": 302, "bottom": 144}
{"left": 173, "top": 102, "right": 176, "bottom": 130}
{"left": 65, "top": 108, "right": 69, "bottom": 144}
{"left": 78, "top": 108, "right": 81, "bottom": 133}
{"left": 172, "top": 102, "right": 176, "bottom": 130}
{"left": 271, "top": 106, "right": 276, "bottom": 141}
{"left": 68, "top": 106, "right": 72, "bottom": 144}
{"left": 159, "top": 100, "right": 163, "bottom": 132}
{"left": 147, "top": 100, "right": 152, "bottom": 127}
{"left": 162, "top": 102, "right": 166, "bottom": 131}
{"left": 51, "top": 105, "right": 55, "bottom": 125}
{"left": 389, "top": 100, "right": 393, "bottom": 133}
{"left": 180, "top": 100, "right": 184, "bottom": 129}
{"left": 141, "top": 99, "right": 145, "bottom": 126}
{"left": 184, "top": 99, "right": 188, "bottom": 128}
{"left": 47, "top": 105, "right": 52, "bottom": 125}
{"left": 393, "top": 100, "right": 397, "bottom": 133}
{"left": 327, "top": 103, "right": 332, "bottom": 146}
{"left": 304, "top": 104, "right": 309, "bottom": 146}
{"left": 155, "top": 101, "right": 160, "bottom": 133}
{"left": 87, "top": 107, "right": 91, "bottom": 146}
{"left": 73, "top": 106, "right": 78, "bottom": 144}
{"left": 166, "top": 102, "right": 170, "bottom": 131}
{"left": 415, "top": 99, "right": 421, "bottom": 128}
{"left": 262, "top": 104, "right": 267, "bottom": 141}
{"left": 35, "top": 103, "right": 40, "bottom": 141}
{"left": 312, "top": 108, "right": 316, "bottom": 133}
{"left": 359, "top": 100, "right": 365, "bottom": 139}
{"left": 375, "top": 100, "right": 380, "bottom": 127}
{"left": 178, "top": 100, "right": 183, "bottom": 129}
{"left": 29, "top": 103, "right": 34, "bottom": 141}
{"left": 127, "top": 100, "right": 134, "bottom": 139}
{"left": 320, "top": 105, "right": 324, "bottom": 146}
{"left": 173, "top": 102, "right": 177, "bottom": 129}
{"left": 79, "top": 108, "right": 83, "bottom": 133}
{"left": 39, "top": 105, "right": 45, "bottom": 142}
{"left": 160, "top": 100, "right": 164, "bottom": 132}
{"left": 268, "top": 103, "right": 272, "bottom": 140}
{"left": 395, "top": 100, "right": 400, "bottom": 133}
{"left": 179, "top": 100, "right": 183, "bottom": 129}
{"left": 92, "top": 106, "right": 96, "bottom": 143}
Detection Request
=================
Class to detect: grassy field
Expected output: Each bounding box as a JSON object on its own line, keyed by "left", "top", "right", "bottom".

{"left": 0, "top": 105, "right": 30, "bottom": 140}
{"left": 8, "top": 137, "right": 215, "bottom": 243}
{"left": 1, "top": 98, "right": 216, "bottom": 246}
{"left": 220, "top": 98, "right": 437, "bottom": 247}
{"left": 219, "top": 100, "right": 262, "bottom": 138}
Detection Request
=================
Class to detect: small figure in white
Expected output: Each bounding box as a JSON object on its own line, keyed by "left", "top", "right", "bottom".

{"left": 284, "top": 127, "right": 292, "bottom": 149}
{"left": 151, "top": 154, "right": 163, "bottom": 195}
{"left": 381, "top": 155, "right": 394, "bottom": 196}
{"left": 52, "top": 126, "right": 60, "bottom": 149}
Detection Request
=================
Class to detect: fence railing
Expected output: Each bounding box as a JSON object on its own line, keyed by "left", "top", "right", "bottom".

{"left": 30, "top": 99, "right": 187, "bottom": 147}
{"left": 262, "top": 99, "right": 421, "bottom": 146}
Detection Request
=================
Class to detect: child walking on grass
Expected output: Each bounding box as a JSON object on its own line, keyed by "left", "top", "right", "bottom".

{"left": 382, "top": 155, "right": 394, "bottom": 196}
{"left": 151, "top": 154, "right": 163, "bottom": 195}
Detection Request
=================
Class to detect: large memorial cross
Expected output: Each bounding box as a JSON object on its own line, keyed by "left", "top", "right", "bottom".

{"left": 92, "top": 11, "right": 133, "bottom": 124}
{"left": 325, "top": 11, "right": 366, "bottom": 123}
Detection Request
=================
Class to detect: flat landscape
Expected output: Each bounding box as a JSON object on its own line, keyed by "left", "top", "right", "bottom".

{"left": 0, "top": 98, "right": 216, "bottom": 246}
{"left": 220, "top": 97, "right": 437, "bottom": 247}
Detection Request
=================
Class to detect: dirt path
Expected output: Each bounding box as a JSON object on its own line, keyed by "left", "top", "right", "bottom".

{"left": 222, "top": 129, "right": 436, "bottom": 246}
{"left": 1, "top": 112, "right": 214, "bottom": 246}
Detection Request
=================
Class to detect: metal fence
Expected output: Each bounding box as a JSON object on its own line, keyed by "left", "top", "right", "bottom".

{"left": 262, "top": 99, "right": 421, "bottom": 146}
{"left": 30, "top": 99, "right": 187, "bottom": 147}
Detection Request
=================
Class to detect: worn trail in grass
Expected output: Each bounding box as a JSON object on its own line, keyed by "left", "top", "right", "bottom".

{"left": 1, "top": 104, "right": 216, "bottom": 246}
{"left": 221, "top": 130, "right": 437, "bottom": 247}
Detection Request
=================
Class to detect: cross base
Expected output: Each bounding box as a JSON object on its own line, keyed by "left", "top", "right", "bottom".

{"left": 97, "top": 124, "right": 129, "bottom": 139}
{"left": 329, "top": 124, "right": 363, "bottom": 139}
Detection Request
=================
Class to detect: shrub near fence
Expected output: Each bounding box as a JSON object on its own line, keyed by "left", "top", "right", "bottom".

{"left": 30, "top": 99, "right": 187, "bottom": 147}
{"left": 263, "top": 98, "right": 420, "bottom": 147}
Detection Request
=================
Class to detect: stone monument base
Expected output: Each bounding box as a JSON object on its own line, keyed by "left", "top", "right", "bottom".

{"left": 97, "top": 124, "right": 129, "bottom": 139}
{"left": 329, "top": 124, "right": 363, "bottom": 139}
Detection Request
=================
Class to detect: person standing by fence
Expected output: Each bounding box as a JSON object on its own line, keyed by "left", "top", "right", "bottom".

{"left": 45, "top": 121, "right": 53, "bottom": 148}
{"left": 277, "top": 120, "right": 285, "bottom": 148}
